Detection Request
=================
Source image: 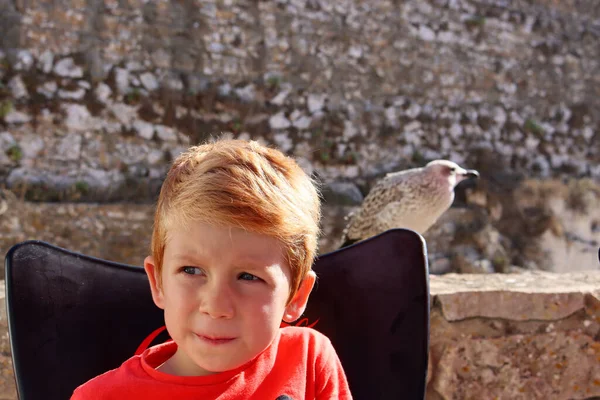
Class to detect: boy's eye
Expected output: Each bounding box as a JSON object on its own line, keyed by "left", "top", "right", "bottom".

{"left": 182, "top": 267, "right": 203, "bottom": 275}
{"left": 238, "top": 272, "right": 260, "bottom": 281}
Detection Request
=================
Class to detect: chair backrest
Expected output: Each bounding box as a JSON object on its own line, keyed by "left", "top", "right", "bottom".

{"left": 5, "top": 228, "right": 429, "bottom": 400}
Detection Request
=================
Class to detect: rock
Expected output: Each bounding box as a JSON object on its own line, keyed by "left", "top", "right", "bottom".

{"left": 419, "top": 25, "right": 436, "bottom": 41}
{"left": 54, "top": 133, "right": 82, "bottom": 161}
{"left": 184, "top": 74, "right": 210, "bottom": 94}
{"left": 37, "top": 81, "right": 58, "bottom": 98}
{"left": 151, "top": 49, "right": 171, "bottom": 69}
{"left": 218, "top": 83, "right": 232, "bottom": 97}
{"left": 95, "top": 83, "right": 112, "bottom": 103}
{"left": 430, "top": 257, "right": 453, "bottom": 274}
{"left": 4, "top": 110, "right": 31, "bottom": 124}
{"left": 451, "top": 245, "right": 494, "bottom": 274}
{"left": 146, "top": 149, "right": 165, "bottom": 165}
{"left": 19, "top": 135, "right": 45, "bottom": 160}
{"left": 270, "top": 89, "right": 290, "bottom": 106}
{"left": 321, "top": 181, "right": 364, "bottom": 206}
{"left": 133, "top": 120, "right": 155, "bottom": 140}
{"left": 208, "top": 42, "right": 225, "bottom": 53}
{"left": 0, "top": 132, "right": 16, "bottom": 149}
{"left": 347, "top": 45, "right": 363, "bottom": 58}
{"left": 405, "top": 103, "right": 422, "bottom": 119}
{"left": 125, "top": 61, "right": 144, "bottom": 72}
{"left": 37, "top": 50, "right": 54, "bottom": 74}
{"left": 83, "top": 167, "right": 126, "bottom": 191}
{"left": 448, "top": 123, "right": 463, "bottom": 139}
{"left": 109, "top": 103, "right": 137, "bottom": 127}
{"left": 234, "top": 84, "right": 256, "bottom": 102}
{"left": 114, "top": 68, "right": 130, "bottom": 94}
{"left": 116, "top": 142, "right": 149, "bottom": 165}
{"left": 343, "top": 120, "right": 359, "bottom": 139}
{"left": 169, "top": 146, "right": 188, "bottom": 160}
{"left": 53, "top": 58, "right": 83, "bottom": 78}
{"left": 155, "top": 125, "right": 178, "bottom": 142}
{"left": 295, "top": 156, "right": 314, "bottom": 177}
{"left": 493, "top": 106, "right": 507, "bottom": 126}
{"left": 63, "top": 104, "right": 94, "bottom": 131}
{"left": 0, "top": 148, "right": 13, "bottom": 170}
{"left": 273, "top": 132, "right": 293, "bottom": 153}
{"left": 161, "top": 73, "right": 183, "bottom": 91}
{"left": 293, "top": 115, "right": 312, "bottom": 130}
{"left": 139, "top": 72, "right": 159, "bottom": 91}
{"left": 10, "top": 50, "right": 32, "bottom": 71}
{"left": 6, "top": 168, "right": 51, "bottom": 191}
{"left": 385, "top": 107, "right": 399, "bottom": 128}
{"left": 8, "top": 76, "right": 28, "bottom": 99}
{"left": 0, "top": 132, "right": 17, "bottom": 166}
{"left": 58, "top": 88, "right": 86, "bottom": 100}
{"left": 269, "top": 112, "right": 291, "bottom": 130}
{"left": 307, "top": 94, "right": 326, "bottom": 114}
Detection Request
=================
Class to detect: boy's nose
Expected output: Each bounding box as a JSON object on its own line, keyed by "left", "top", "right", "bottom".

{"left": 199, "top": 281, "right": 235, "bottom": 319}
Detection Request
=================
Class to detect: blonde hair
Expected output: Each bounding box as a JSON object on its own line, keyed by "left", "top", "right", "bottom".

{"left": 151, "top": 139, "right": 321, "bottom": 301}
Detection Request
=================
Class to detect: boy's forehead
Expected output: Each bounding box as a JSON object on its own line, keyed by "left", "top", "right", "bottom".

{"left": 163, "top": 220, "right": 288, "bottom": 263}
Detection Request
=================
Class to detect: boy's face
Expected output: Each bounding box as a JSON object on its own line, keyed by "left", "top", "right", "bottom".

{"left": 144, "top": 221, "right": 315, "bottom": 376}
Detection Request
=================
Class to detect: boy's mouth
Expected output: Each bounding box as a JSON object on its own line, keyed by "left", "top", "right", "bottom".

{"left": 196, "top": 334, "right": 236, "bottom": 345}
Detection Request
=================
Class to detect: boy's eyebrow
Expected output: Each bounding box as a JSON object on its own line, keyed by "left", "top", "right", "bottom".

{"left": 234, "top": 259, "right": 280, "bottom": 269}
{"left": 170, "top": 252, "right": 280, "bottom": 268}
{"left": 232, "top": 254, "right": 283, "bottom": 268}
{"left": 170, "top": 253, "right": 204, "bottom": 264}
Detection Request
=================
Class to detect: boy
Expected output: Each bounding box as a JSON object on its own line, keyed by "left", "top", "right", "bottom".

{"left": 71, "top": 139, "right": 352, "bottom": 399}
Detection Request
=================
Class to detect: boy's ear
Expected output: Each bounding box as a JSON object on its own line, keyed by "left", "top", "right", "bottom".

{"left": 144, "top": 256, "right": 165, "bottom": 310}
{"left": 283, "top": 271, "right": 316, "bottom": 323}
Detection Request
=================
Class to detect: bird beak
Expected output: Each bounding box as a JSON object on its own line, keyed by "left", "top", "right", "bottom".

{"left": 463, "top": 169, "right": 479, "bottom": 179}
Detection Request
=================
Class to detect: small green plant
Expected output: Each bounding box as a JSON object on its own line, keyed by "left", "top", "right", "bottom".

{"left": 6, "top": 144, "right": 22, "bottom": 163}
{"left": 0, "top": 81, "right": 9, "bottom": 97}
{"left": 316, "top": 138, "right": 335, "bottom": 164}
{"left": 318, "top": 150, "right": 330, "bottom": 163}
{"left": 266, "top": 75, "right": 281, "bottom": 90}
{"left": 124, "top": 88, "right": 142, "bottom": 104}
{"left": 74, "top": 180, "right": 90, "bottom": 195}
{"left": 491, "top": 254, "right": 509, "bottom": 272}
{"left": 0, "top": 100, "right": 13, "bottom": 118}
{"left": 411, "top": 149, "right": 426, "bottom": 165}
{"left": 344, "top": 151, "right": 359, "bottom": 164}
{"left": 311, "top": 128, "right": 323, "bottom": 139}
{"left": 231, "top": 119, "right": 243, "bottom": 133}
{"left": 524, "top": 118, "right": 544, "bottom": 137}
{"left": 465, "top": 16, "right": 486, "bottom": 29}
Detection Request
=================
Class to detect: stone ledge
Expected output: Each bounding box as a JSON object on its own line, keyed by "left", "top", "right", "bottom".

{"left": 431, "top": 271, "right": 600, "bottom": 321}
{"left": 432, "top": 331, "right": 600, "bottom": 400}
{"left": 428, "top": 272, "right": 600, "bottom": 400}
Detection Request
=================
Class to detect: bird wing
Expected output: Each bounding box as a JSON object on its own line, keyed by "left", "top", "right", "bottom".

{"left": 372, "top": 201, "right": 404, "bottom": 234}
{"left": 342, "top": 181, "right": 389, "bottom": 238}
{"left": 340, "top": 171, "right": 423, "bottom": 245}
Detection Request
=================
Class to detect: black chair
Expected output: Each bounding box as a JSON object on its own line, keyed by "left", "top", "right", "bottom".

{"left": 5, "top": 228, "right": 430, "bottom": 400}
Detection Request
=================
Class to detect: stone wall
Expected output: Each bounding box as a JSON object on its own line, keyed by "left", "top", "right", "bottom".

{"left": 1, "top": 0, "right": 599, "bottom": 194}
{"left": 0, "top": 1, "right": 599, "bottom": 397}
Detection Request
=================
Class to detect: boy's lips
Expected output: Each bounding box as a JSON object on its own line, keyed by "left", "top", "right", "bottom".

{"left": 196, "top": 334, "right": 236, "bottom": 345}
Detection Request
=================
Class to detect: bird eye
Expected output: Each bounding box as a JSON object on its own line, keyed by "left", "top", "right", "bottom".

{"left": 449, "top": 167, "right": 456, "bottom": 173}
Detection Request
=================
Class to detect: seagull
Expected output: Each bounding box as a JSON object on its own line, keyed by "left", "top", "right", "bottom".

{"left": 339, "top": 160, "right": 479, "bottom": 248}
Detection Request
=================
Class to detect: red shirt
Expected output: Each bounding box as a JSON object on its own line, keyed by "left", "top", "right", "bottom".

{"left": 71, "top": 327, "right": 352, "bottom": 399}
